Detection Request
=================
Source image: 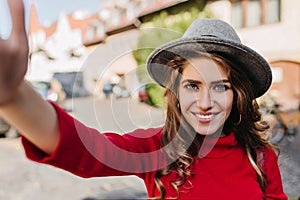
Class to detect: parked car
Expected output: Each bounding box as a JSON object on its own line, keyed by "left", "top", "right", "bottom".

{"left": 102, "top": 82, "right": 115, "bottom": 98}
{"left": 0, "top": 118, "right": 19, "bottom": 138}
{"left": 102, "top": 82, "right": 131, "bottom": 99}
{"left": 31, "top": 81, "right": 55, "bottom": 99}
{"left": 31, "top": 79, "right": 66, "bottom": 105}
{"left": 52, "top": 72, "right": 89, "bottom": 98}
{"left": 138, "top": 84, "right": 150, "bottom": 103}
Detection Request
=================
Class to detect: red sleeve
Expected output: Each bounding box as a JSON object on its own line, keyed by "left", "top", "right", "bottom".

{"left": 262, "top": 147, "right": 288, "bottom": 200}
{"left": 21, "top": 102, "right": 165, "bottom": 179}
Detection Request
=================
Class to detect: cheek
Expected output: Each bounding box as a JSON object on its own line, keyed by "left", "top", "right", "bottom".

{"left": 222, "top": 93, "right": 234, "bottom": 114}
{"left": 224, "top": 103, "right": 233, "bottom": 117}
{"left": 178, "top": 91, "right": 196, "bottom": 110}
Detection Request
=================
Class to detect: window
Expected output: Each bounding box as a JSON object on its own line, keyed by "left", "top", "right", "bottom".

{"left": 271, "top": 67, "right": 283, "bottom": 83}
{"left": 231, "top": 0, "right": 280, "bottom": 28}
{"left": 265, "top": 0, "right": 280, "bottom": 24}
{"left": 246, "top": 0, "right": 261, "bottom": 27}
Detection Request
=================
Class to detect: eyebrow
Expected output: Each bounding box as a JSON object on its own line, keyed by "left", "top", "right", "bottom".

{"left": 181, "top": 79, "right": 231, "bottom": 85}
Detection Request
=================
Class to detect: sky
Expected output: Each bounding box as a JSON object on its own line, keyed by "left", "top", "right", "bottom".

{"left": 34, "top": 0, "right": 109, "bottom": 26}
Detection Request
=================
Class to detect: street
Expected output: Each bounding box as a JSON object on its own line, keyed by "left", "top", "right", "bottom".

{"left": 277, "top": 132, "right": 300, "bottom": 199}
{"left": 0, "top": 96, "right": 299, "bottom": 199}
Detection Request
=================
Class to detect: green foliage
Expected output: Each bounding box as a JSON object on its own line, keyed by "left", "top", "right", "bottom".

{"left": 147, "top": 83, "right": 166, "bottom": 108}
{"left": 133, "top": 3, "right": 214, "bottom": 108}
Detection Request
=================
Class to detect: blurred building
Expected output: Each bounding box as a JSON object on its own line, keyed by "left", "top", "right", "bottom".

{"left": 27, "top": 0, "right": 199, "bottom": 97}
{"left": 208, "top": 0, "right": 299, "bottom": 110}
{"left": 28, "top": 0, "right": 299, "bottom": 108}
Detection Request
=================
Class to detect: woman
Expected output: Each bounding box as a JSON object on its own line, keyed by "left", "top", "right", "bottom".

{"left": 0, "top": 1, "right": 287, "bottom": 199}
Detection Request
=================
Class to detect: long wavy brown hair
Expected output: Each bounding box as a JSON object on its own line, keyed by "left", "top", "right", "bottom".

{"left": 152, "top": 51, "right": 274, "bottom": 199}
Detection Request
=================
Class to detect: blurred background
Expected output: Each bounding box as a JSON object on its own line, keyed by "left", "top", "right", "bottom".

{"left": 0, "top": 0, "right": 299, "bottom": 199}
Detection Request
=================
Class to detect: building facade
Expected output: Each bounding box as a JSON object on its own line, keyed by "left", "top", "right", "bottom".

{"left": 209, "top": 0, "right": 300, "bottom": 110}
{"left": 28, "top": 0, "right": 299, "bottom": 108}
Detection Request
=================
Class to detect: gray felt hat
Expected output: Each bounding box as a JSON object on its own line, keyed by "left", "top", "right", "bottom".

{"left": 146, "top": 18, "right": 272, "bottom": 98}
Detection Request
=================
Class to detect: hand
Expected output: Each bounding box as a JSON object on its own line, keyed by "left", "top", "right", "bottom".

{"left": 0, "top": 0, "right": 29, "bottom": 105}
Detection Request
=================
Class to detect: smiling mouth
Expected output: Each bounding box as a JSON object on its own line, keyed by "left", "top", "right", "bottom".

{"left": 195, "top": 113, "right": 214, "bottom": 120}
{"left": 191, "top": 112, "right": 221, "bottom": 124}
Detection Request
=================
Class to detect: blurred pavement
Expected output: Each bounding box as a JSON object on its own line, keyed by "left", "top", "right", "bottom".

{"left": 278, "top": 124, "right": 300, "bottom": 198}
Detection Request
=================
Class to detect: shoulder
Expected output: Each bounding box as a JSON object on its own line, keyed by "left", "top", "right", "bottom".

{"left": 259, "top": 146, "right": 279, "bottom": 162}
{"left": 258, "top": 147, "right": 287, "bottom": 199}
{"left": 256, "top": 146, "right": 280, "bottom": 178}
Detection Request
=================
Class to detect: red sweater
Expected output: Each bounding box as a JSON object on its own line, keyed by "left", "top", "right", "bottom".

{"left": 22, "top": 103, "right": 287, "bottom": 200}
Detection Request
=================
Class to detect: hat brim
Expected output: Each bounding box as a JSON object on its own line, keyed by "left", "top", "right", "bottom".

{"left": 147, "top": 37, "right": 272, "bottom": 98}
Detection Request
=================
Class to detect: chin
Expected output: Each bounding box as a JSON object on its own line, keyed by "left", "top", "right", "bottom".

{"left": 194, "top": 125, "right": 224, "bottom": 137}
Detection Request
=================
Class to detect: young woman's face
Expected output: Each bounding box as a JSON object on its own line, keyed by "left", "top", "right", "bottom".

{"left": 178, "top": 57, "right": 234, "bottom": 136}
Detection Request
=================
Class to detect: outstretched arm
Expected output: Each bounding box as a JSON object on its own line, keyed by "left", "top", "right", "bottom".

{"left": 0, "top": 0, "right": 60, "bottom": 155}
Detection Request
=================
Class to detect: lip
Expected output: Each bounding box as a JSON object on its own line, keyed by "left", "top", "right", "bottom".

{"left": 192, "top": 112, "right": 217, "bottom": 124}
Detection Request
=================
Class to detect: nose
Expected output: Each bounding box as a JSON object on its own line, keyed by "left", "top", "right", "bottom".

{"left": 196, "top": 88, "right": 213, "bottom": 110}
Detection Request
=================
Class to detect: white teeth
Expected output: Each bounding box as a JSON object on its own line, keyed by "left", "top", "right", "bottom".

{"left": 195, "top": 114, "right": 213, "bottom": 119}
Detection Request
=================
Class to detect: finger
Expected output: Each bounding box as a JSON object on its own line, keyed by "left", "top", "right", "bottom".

{"left": 7, "top": 0, "right": 26, "bottom": 35}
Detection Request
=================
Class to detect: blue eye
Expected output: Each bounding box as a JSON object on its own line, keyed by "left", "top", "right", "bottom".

{"left": 214, "top": 84, "right": 229, "bottom": 92}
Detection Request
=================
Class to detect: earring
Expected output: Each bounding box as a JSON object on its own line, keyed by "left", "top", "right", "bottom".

{"left": 233, "top": 114, "right": 242, "bottom": 126}
{"left": 177, "top": 102, "right": 180, "bottom": 109}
